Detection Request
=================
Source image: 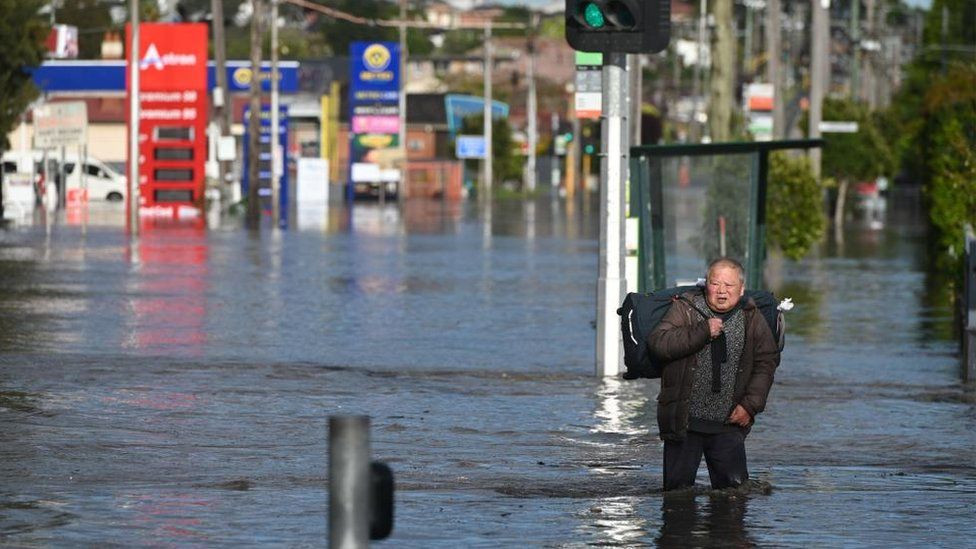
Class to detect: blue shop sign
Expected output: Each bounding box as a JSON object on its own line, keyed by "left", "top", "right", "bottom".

{"left": 349, "top": 41, "right": 400, "bottom": 105}
{"left": 31, "top": 60, "right": 299, "bottom": 93}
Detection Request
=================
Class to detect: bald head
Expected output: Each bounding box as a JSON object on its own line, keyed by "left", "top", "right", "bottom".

{"left": 705, "top": 258, "right": 745, "bottom": 313}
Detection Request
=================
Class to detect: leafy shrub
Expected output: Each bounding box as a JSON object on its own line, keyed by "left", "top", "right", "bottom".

{"left": 767, "top": 152, "right": 826, "bottom": 260}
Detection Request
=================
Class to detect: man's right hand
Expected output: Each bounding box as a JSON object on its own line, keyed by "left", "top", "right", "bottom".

{"left": 708, "top": 318, "right": 724, "bottom": 338}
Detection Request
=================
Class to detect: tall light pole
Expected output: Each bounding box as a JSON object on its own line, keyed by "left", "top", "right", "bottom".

{"left": 211, "top": 0, "right": 230, "bottom": 191}
{"left": 270, "top": 0, "right": 281, "bottom": 227}
{"left": 691, "top": 0, "right": 707, "bottom": 141}
{"left": 526, "top": 12, "right": 538, "bottom": 193}
{"left": 482, "top": 23, "right": 493, "bottom": 199}
{"left": 399, "top": 0, "right": 408, "bottom": 202}
{"left": 766, "top": 0, "right": 784, "bottom": 138}
{"left": 128, "top": 0, "right": 140, "bottom": 235}
{"left": 809, "top": 0, "right": 829, "bottom": 178}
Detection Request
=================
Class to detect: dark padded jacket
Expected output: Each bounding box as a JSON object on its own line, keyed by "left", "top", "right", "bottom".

{"left": 647, "top": 291, "right": 781, "bottom": 441}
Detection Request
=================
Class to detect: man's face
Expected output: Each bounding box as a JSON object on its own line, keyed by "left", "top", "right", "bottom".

{"left": 705, "top": 266, "right": 745, "bottom": 313}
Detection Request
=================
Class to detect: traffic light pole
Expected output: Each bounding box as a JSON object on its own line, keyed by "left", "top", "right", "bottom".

{"left": 596, "top": 52, "right": 629, "bottom": 378}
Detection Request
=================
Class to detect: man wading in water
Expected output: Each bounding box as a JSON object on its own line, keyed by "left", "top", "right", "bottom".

{"left": 648, "top": 258, "right": 780, "bottom": 491}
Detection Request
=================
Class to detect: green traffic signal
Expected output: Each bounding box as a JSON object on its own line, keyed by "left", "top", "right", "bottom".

{"left": 582, "top": 2, "right": 606, "bottom": 29}
{"left": 565, "top": 0, "right": 671, "bottom": 54}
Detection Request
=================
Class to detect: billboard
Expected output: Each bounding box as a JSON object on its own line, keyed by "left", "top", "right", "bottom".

{"left": 348, "top": 41, "right": 401, "bottom": 198}
{"left": 127, "top": 23, "right": 209, "bottom": 214}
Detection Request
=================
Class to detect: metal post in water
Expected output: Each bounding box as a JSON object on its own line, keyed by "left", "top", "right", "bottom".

{"left": 270, "top": 0, "right": 281, "bottom": 228}
{"left": 964, "top": 225, "right": 976, "bottom": 382}
{"left": 482, "top": 23, "right": 493, "bottom": 199}
{"left": 329, "top": 415, "right": 370, "bottom": 548}
{"left": 128, "top": 0, "right": 140, "bottom": 235}
{"left": 596, "top": 52, "right": 629, "bottom": 378}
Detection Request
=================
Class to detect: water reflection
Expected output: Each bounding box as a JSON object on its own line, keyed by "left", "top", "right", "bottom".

{"left": 577, "top": 378, "right": 654, "bottom": 545}
{"left": 657, "top": 493, "right": 755, "bottom": 548}
{"left": 125, "top": 218, "right": 208, "bottom": 355}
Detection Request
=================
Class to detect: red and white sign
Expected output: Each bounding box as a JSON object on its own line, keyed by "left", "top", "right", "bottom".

{"left": 127, "top": 23, "right": 208, "bottom": 214}
{"left": 46, "top": 25, "right": 79, "bottom": 59}
{"left": 127, "top": 23, "right": 208, "bottom": 91}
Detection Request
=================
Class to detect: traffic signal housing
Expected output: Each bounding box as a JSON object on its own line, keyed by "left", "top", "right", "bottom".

{"left": 565, "top": 0, "right": 671, "bottom": 54}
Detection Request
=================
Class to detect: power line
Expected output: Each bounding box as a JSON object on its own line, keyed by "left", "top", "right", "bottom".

{"left": 282, "top": 0, "right": 526, "bottom": 30}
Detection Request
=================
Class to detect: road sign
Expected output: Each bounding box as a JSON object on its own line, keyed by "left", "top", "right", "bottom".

{"left": 819, "top": 121, "right": 859, "bottom": 133}
{"left": 456, "top": 135, "right": 487, "bottom": 159}
{"left": 33, "top": 101, "right": 87, "bottom": 149}
{"left": 575, "top": 52, "right": 603, "bottom": 120}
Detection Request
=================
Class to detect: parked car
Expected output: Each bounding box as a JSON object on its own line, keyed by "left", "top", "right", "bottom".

{"left": 1, "top": 150, "right": 127, "bottom": 202}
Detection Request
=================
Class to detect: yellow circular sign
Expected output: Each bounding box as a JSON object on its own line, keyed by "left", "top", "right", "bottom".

{"left": 362, "top": 44, "right": 391, "bottom": 72}
{"left": 233, "top": 67, "right": 252, "bottom": 87}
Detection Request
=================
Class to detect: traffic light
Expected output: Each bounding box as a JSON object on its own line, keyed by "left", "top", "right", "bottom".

{"left": 565, "top": 0, "right": 671, "bottom": 54}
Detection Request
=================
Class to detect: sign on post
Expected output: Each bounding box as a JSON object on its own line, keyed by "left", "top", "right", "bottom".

{"left": 819, "top": 121, "right": 859, "bottom": 133}
{"left": 575, "top": 52, "right": 603, "bottom": 120}
{"left": 456, "top": 135, "right": 487, "bottom": 159}
{"left": 33, "top": 101, "right": 88, "bottom": 149}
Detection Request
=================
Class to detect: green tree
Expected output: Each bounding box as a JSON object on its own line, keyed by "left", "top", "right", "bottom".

{"left": 767, "top": 152, "right": 826, "bottom": 260}
{"left": 820, "top": 98, "right": 894, "bottom": 184}
{"left": 438, "top": 29, "right": 481, "bottom": 55}
{"left": 316, "top": 0, "right": 397, "bottom": 55}
{"left": 883, "top": 0, "right": 975, "bottom": 287}
{"left": 918, "top": 64, "right": 976, "bottom": 260}
{"left": 0, "top": 0, "right": 46, "bottom": 151}
{"left": 0, "top": 0, "right": 46, "bottom": 219}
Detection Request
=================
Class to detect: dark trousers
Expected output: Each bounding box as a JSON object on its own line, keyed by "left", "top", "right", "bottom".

{"left": 663, "top": 430, "right": 748, "bottom": 491}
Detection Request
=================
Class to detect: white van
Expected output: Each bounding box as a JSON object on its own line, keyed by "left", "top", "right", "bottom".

{"left": 1, "top": 150, "right": 127, "bottom": 203}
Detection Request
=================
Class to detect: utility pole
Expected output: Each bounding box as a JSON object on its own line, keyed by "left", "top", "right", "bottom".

{"left": 766, "top": 0, "right": 784, "bottom": 138}
{"left": 128, "top": 0, "right": 140, "bottom": 235}
{"left": 270, "top": 0, "right": 281, "bottom": 227}
{"left": 247, "top": 0, "right": 264, "bottom": 229}
{"left": 399, "top": 0, "right": 408, "bottom": 202}
{"left": 629, "top": 54, "right": 642, "bottom": 146}
{"left": 809, "top": 0, "right": 829, "bottom": 178}
{"left": 709, "top": 0, "right": 735, "bottom": 142}
{"left": 691, "top": 0, "right": 707, "bottom": 141}
{"left": 526, "top": 12, "right": 538, "bottom": 193}
{"left": 482, "top": 23, "right": 493, "bottom": 199}
{"left": 864, "top": 0, "right": 877, "bottom": 107}
{"left": 596, "top": 52, "right": 629, "bottom": 378}
{"left": 212, "top": 0, "right": 230, "bottom": 192}
{"left": 849, "top": 0, "right": 861, "bottom": 101}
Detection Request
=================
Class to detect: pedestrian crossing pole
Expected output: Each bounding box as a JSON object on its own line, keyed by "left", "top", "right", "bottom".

{"left": 596, "top": 52, "right": 629, "bottom": 377}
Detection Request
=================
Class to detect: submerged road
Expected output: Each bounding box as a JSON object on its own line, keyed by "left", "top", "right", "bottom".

{"left": 0, "top": 191, "right": 973, "bottom": 546}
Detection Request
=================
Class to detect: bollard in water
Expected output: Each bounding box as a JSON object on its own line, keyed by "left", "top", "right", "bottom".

{"left": 329, "top": 416, "right": 395, "bottom": 547}
{"left": 370, "top": 462, "right": 394, "bottom": 540}
{"left": 329, "top": 416, "right": 371, "bottom": 549}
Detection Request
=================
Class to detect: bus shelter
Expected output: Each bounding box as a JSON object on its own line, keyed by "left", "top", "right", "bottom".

{"left": 629, "top": 139, "right": 823, "bottom": 291}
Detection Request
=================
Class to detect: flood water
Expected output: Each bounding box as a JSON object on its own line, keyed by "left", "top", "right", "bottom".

{"left": 1, "top": 190, "right": 973, "bottom": 547}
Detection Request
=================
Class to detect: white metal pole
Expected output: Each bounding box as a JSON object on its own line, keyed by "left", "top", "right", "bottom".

{"left": 270, "top": 0, "right": 281, "bottom": 227}
{"left": 526, "top": 13, "right": 538, "bottom": 193}
{"left": 328, "top": 416, "right": 370, "bottom": 548}
{"left": 482, "top": 23, "right": 492, "bottom": 199}
{"left": 809, "top": 0, "right": 829, "bottom": 178}
{"left": 596, "top": 52, "right": 629, "bottom": 378}
{"left": 692, "top": 0, "right": 707, "bottom": 142}
{"left": 128, "top": 0, "right": 140, "bottom": 234}
{"left": 399, "top": 0, "right": 408, "bottom": 202}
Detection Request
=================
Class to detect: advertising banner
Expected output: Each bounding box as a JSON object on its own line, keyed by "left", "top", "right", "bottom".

{"left": 348, "top": 41, "right": 400, "bottom": 198}
{"left": 127, "top": 23, "right": 208, "bottom": 212}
